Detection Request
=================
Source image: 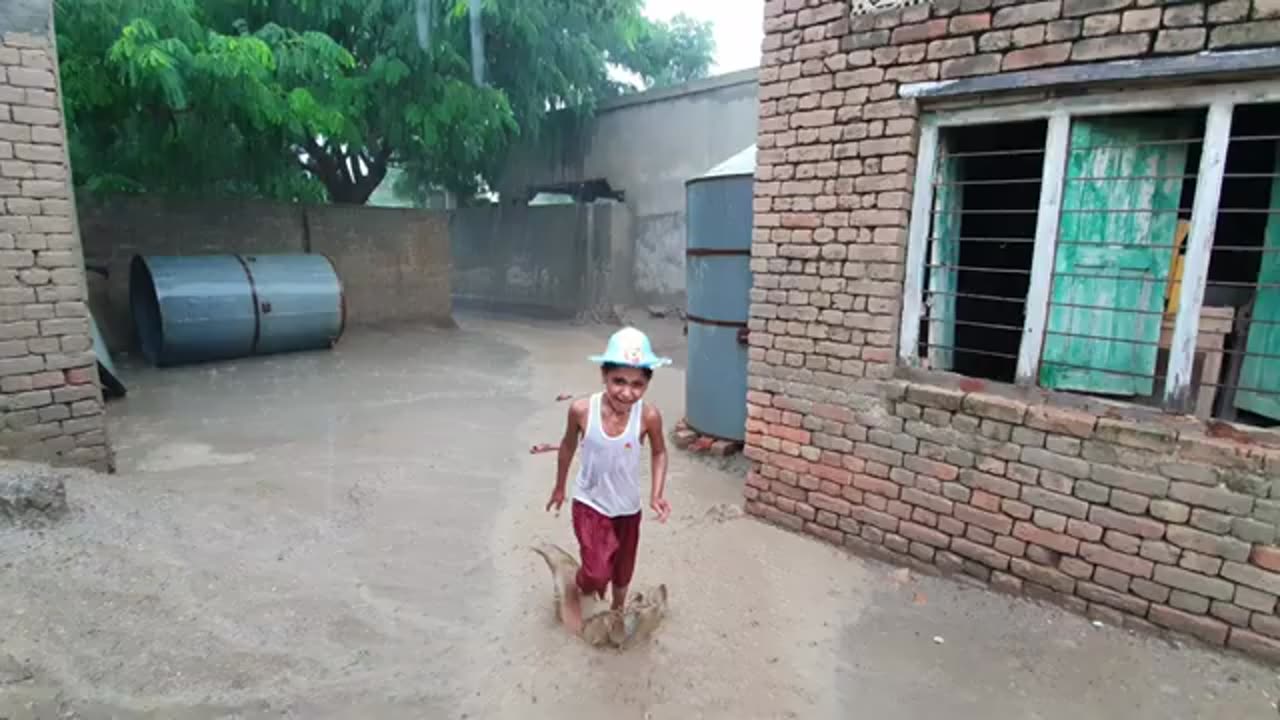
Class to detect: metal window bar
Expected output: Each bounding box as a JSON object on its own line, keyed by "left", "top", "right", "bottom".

{"left": 1183, "top": 110, "right": 1280, "bottom": 425}
{"left": 900, "top": 83, "right": 1280, "bottom": 429}
{"left": 917, "top": 121, "right": 1047, "bottom": 383}
{"left": 1038, "top": 110, "right": 1206, "bottom": 408}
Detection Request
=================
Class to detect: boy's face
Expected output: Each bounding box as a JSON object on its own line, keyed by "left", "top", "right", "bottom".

{"left": 602, "top": 366, "right": 650, "bottom": 408}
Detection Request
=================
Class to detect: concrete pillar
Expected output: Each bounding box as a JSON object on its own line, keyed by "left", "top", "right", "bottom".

{"left": 0, "top": 1, "right": 112, "bottom": 470}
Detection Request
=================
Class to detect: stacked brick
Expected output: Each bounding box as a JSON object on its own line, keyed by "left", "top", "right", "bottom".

{"left": 749, "top": 381, "right": 1280, "bottom": 660}
{"left": 0, "top": 32, "right": 110, "bottom": 470}
{"left": 748, "top": 0, "right": 1280, "bottom": 661}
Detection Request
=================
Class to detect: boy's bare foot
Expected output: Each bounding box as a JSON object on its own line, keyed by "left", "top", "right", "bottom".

{"left": 561, "top": 582, "right": 584, "bottom": 634}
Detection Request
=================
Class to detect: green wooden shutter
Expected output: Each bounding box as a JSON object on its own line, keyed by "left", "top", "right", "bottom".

{"left": 1234, "top": 145, "right": 1280, "bottom": 422}
{"left": 927, "top": 137, "right": 962, "bottom": 372}
{"left": 1040, "top": 115, "right": 1191, "bottom": 396}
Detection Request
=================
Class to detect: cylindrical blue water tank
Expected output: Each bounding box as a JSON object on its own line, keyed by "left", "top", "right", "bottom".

{"left": 685, "top": 146, "right": 756, "bottom": 442}
{"left": 130, "top": 254, "right": 345, "bottom": 367}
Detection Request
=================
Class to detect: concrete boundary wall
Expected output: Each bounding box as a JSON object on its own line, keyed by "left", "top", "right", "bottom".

{"left": 747, "top": 0, "right": 1280, "bottom": 663}
{"left": 497, "top": 70, "right": 760, "bottom": 306}
{"left": 77, "top": 196, "right": 453, "bottom": 353}
{"left": 79, "top": 195, "right": 632, "bottom": 354}
{"left": 450, "top": 201, "right": 632, "bottom": 318}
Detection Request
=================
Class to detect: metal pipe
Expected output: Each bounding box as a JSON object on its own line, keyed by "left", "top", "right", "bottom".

{"left": 129, "top": 254, "right": 345, "bottom": 368}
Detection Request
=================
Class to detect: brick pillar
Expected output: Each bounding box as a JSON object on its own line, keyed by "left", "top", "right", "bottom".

{"left": 0, "top": 1, "right": 112, "bottom": 471}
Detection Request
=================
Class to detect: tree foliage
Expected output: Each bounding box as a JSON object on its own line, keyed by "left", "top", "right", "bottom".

{"left": 54, "top": 0, "right": 717, "bottom": 204}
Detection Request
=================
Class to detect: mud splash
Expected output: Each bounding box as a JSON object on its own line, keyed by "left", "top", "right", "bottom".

{"left": 531, "top": 543, "right": 667, "bottom": 650}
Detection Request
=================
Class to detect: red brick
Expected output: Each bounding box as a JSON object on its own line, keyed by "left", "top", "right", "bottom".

{"left": 813, "top": 402, "right": 855, "bottom": 422}
{"left": 967, "top": 525, "right": 996, "bottom": 546}
{"left": 811, "top": 462, "right": 853, "bottom": 485}
{"left": 809, "top": 492, "right": 853, "bottom": 516}
{"left": 1103, "top": 529, "right": 1142, "bottom": 556}
{"left": 995, "top": 535, "right": 1027, "bottom": 558}
{"left": 938, "top": 516, "right": 965, "bottom": 536}
{"left": 904, "top": 455, "right": 959, "bottom": 481}
{"left": 1149, "top": 605, "right": 1229, "bottom": 646}
{"left": 940, "top": 52, "right": 1003, "bottom": 79}
{"left": 949, "top": 12, "right": 993, "bottom": 34}
{"left": 853, "top": 473, "right": 901, "bottom": 499}
{"left": 955, "top": 503, "right": 1014, "bottom": 535}
{"left": 1227, "top": 628, "right": 1280, "bottom": 663}
{"left": 1251, "top": 545, "right": 1280, "bottom": 573}
{"left": 1025, "top": 405, "right": 1096, "bottom": 438}
{"left": 1064, "top": 515, "right": 1105, "bottom": 538}
{"left": 1072, "top": 33, "right": 1153, "bottom": 62}
{"left": 1059, "top": 556, "right": 1094, "bottom": 580}
{"left": 64, "top": 367, "right": 95, "bottom": 385}
{"left": 891, "top": 19, "right": 950, "bottom": 45}
{"left": 902, "top": 487, "right": 953, "bottom": 515}
{"left": 1088, "top": 506, "right": 1165, "bottom": 539}
{"left": 960, "top": 468, "right": 1020, "bottom": 499}
{"left": 1010, "top": 558, "right": 1076, "bottom": 593}
{"left": 952, "top": 537, "right": 1011, "bottom": 570}
{"left": 970, "top": 488, "right": 1001, "bottom": 512}
{"left": 991, "top": 570, "right": 1023, "bottom": 594}
{"left": 911, "top": 506, "right": 939, "bottom": 527}
{"left": 1013, "top": 521, "right": 1080, "bottom": 555}
{"left": 887, "top": 500, "right": 913, "bottom": 519}
{"left": 852, "top": 505, "right": 900, "bottom": 532}
{"left": 994, "top": 1, "right": 1062, "bottom": 29}
{"left": 1002, "top": 42, "right": 1071, "bottom": 70}
{"left": 805, "top": 521, "right": 845, "bottom": 545}
{"left": 1081, "top": 542, "right": 1155, "bottom": 579}
{"left": 900, "top": 520, "right": 950, "bottom": 548}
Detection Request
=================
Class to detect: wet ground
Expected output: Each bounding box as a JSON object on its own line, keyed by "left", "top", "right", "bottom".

{"left": 0, "top": 312, "right": 1276, "bottom": 719}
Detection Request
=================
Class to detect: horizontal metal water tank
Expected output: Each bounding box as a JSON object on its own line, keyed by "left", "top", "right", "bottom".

{"left": 685, "top": 145, "right": 756, "bottom": 442}
{"left": 130, "top": 254, "right": 345, "bottom": 367}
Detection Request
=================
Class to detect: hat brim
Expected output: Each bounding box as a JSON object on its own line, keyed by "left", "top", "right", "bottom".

{"left": 590, "top": 354, "right": 672, "bottom": 369}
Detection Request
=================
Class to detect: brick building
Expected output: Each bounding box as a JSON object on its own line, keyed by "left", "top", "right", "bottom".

{"left": 0, "top": 1, "right": 110, "bottom": 470}
{"left": 747, "top": 0, "right": 1280, "bottom": 660}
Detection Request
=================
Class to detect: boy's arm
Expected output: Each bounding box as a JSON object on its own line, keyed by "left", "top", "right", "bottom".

{"left": 643, "top": 404, "right": 671, "bottom": 522}
{"left": 548, "top": 400, "right": 585, "bottom": 511}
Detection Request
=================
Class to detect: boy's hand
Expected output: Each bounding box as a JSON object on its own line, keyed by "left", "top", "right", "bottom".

{"left": 546, "top": 486, "right": 566, "bottom": 513}
{"left": 650, "top": 496, "right": 672, "bottom": 523}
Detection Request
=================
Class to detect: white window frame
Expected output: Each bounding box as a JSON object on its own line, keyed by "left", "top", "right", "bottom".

{"left": 897, "top": 78, "right": 1280, "bottom": 412}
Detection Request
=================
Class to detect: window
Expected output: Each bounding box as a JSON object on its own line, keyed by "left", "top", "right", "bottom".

{"left": 899, "top": 83, "right": 1280, "bottom": 428}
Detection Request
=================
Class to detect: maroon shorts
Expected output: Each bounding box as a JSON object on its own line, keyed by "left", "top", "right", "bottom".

{"left": 572, "top": 500, "right": 641, "bottom": 598}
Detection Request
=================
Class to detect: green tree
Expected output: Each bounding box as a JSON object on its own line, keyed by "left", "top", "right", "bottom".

{"left": 56, "top": 0, "right": 717, "bottom": 205}
{"left": 617, "top": 14, "right": 716, "bottom": 89}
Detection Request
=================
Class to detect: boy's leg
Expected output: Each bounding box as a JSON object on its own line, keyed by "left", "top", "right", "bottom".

{"left": 571, "top": 501, "right": 620, "bottom": 630}
{"left": 610, "top": 512, "right": 642, "bottom": 611}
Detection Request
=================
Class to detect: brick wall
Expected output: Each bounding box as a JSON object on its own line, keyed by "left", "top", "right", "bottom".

{"left": 0, "top": 28, "right": 110, "bottom": 471}
{"left": 748, "top": 0, "right": 1280, "bottom": 662}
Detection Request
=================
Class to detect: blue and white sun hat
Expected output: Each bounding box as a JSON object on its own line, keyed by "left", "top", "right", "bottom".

{"left": 590, "top": 326, "right": 672, "bottom": 369}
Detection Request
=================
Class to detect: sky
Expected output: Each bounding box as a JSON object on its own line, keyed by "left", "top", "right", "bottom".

{"left": 645, "top": 0, "right": 764, "bottom": 74}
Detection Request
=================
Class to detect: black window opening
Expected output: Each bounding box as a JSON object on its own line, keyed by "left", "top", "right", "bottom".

{"left": 918, "top": 119, "right": 1046, "bottom": 384}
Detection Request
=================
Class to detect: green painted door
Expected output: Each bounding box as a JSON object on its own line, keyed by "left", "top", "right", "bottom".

{"left": 927, "top": 136, "right": 961, "bottom": 372}
{"left": 1040, "top": 115, "right": 1191, "bottom": 396}
{"left": 1234, "top": 144, "right": 1280, "bottom": 422}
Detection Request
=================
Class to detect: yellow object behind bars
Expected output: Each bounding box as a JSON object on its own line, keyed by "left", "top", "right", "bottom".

{"left": 1166, "top": 220, "right": 1190, "bottom": 317}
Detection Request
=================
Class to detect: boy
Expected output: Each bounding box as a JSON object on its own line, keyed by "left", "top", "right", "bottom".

{"left": 545, "top": 326, "right": 672, "bottom": 634}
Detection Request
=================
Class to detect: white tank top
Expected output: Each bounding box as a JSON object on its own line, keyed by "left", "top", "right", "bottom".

{"left": 573, "top": 392, "right": 644, "bottom": 517}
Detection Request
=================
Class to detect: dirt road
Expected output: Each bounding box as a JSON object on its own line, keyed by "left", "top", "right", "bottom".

{"left": 0, "top": 314, "right": 1274, "bottom": 719}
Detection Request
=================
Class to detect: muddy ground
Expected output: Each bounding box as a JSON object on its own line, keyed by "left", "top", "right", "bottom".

{"left": 0, "top": 314, "right": 1276, "bottom": 719}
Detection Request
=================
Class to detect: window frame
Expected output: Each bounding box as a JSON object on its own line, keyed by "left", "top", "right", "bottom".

{"left": 898, "top": 78, "right": 1280, "bottom": 413}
